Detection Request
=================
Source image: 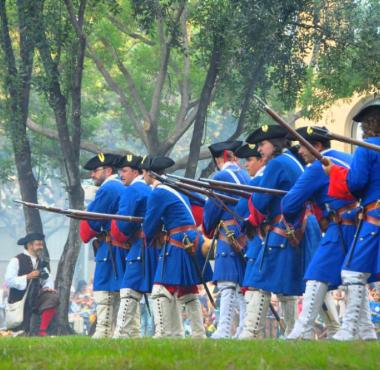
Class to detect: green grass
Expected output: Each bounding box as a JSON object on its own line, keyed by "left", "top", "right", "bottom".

{"left": 0, "top": 337, "right": 379, "bottom": 369}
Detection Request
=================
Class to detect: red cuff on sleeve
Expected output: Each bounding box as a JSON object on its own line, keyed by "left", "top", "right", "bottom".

{"left": 79, "top": 220, "right": 98, "bottom": 243}
{"left": 191, "top": 204, "right": 204, "bottom": 226}
{"left": 110, "top": 219, "right": 128, "bottom": 243}
{"left": 328, "top": 165, "right": 355, "bottom": 201}
{"left": 247, "top": 197, "right": 265, "bottom": 227}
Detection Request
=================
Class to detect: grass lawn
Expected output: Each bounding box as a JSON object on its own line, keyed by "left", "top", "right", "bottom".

{"left": 0, "top": 337, "right": 379, "bottom": 369}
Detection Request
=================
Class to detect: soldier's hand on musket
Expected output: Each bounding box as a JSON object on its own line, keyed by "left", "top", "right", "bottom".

{"left": 26, "top": 270, "right": 40, "bottom": 280}
{"left": 322, "top": 157, "right": 334, "bottom": 175}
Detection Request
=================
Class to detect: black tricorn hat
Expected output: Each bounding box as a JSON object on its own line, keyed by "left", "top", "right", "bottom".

{"left": 83, "top": 153, "right": 122, "bottom": 171}
{"left": 235, "top": 143, "right": 261, "bottom": 159}
{"left": 141, "top": 155, "right": 175, "bottom": 172}
{"left": 114, "top": 154, "right": 142, "bottom": 170}
{"left": 17, "top": 232, "right": 45, "bottom": 246}
{"left": 287, "top": 126, "right": 331, "bottom": 143}
{"left": 353, "top": 104, "right": 380, "bottom": 122}
{"left": 208, "top": 140, "right": 242, "bottom": 157}
{"left": 246, "top": 125, "right": 287, "bottom": 144}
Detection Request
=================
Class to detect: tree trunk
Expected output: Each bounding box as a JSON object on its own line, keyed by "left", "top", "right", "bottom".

{"left": 184, "top": 34, "right": 225, "bottom": 178}
{"left": 0, "top": 0, "right": 44, "bottom": 235}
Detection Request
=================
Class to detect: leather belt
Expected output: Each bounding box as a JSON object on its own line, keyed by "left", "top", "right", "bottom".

{"left": 365, "top": 215, "right": 380, "bottom": 226}
{"left": 106, "top": 230, "right": 144, "bottom": 250}
{"left": 168, "top": 225, "right": 197, "bottom": 236}
{"left": 363, "top": 200, "right": 380, "bottom": 226}
{"left": 167, "top": 233, "right": 200, "bottom": 254}
{"left": 364, "top": 200, "right": 380, "bottom": 213}
{"left": 270, "top": 209, "right": 312, "bottom": 247}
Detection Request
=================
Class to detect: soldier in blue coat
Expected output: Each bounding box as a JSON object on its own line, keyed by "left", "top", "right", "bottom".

{"left": 79, "top": 153, "right": 127, "bottom": 338}
{"left": 323, "top": 105, "right": 380, "bottom": 340}
{"left": 282, "top": 127, "right": 356, "bottom": 340}
{"left": 202, "top": 141, "right": 250, "bottom": 339}
{"left": 240, "top": 125, "right": 320, "bottom": 339}
{"left": 110, "top": 155, "right": 155, "bottom": 338}
{"left": 234, "top": 143, "right": 265, "bottom": 338}
{"left": 142, "top": 156, "right": 211, "bottom": 338}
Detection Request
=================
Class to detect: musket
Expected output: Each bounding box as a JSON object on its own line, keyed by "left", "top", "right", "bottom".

{"left": 183, "top": 234, "right": 216, "bottom": 308}
{"left": 167, "top": 173, "right": 251, "bottom": 198}
{"left": 200, "top": 178, "right": 287, "bottom": 196}
{"left": 159, "top": 175, "right": 239, "bottom": 205}
{"left": 150, "top": 172, "right": 205, "bottom": 205}
{"left": 308, "top": 126, "right": 380, "bottom": 154}
{"left": 14, "top": 200, "right": 143, "bottom": 223}
{"left": 253, "top": 95, "right": 330, "bottom": 166}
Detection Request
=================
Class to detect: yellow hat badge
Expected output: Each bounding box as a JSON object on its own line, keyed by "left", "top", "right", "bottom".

{"left": 307, "top": 126, "right": 314, "bottom": 135}
{"left": 261, "top": 125, "right": 269, "bottom": 133}
{"left": 98, "top": 153, "right": 105, "bottom": 162}
{"left": 248, "top": 144, "right": 256, "bottom": 149}
{"left": 127, "top": 154, "right": 133, "bottom": 162}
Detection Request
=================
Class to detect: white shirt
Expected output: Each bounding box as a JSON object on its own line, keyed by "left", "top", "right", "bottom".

{"left": 5, "top": 250, "right": 54, "bottom": 291}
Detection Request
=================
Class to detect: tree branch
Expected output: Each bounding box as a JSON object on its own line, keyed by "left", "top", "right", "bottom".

{"left": 99, "top": 36, "right": 151, "bottom": 124}
{"left": 170, "top": 149, "right": 211, "bottom": 171}
{"left": 26, "top": 118, "right": 131, "bottom": 155}
{"left": 107, "top": 14, "right": 154, "bottom": 46}
{"left": 149, "top": 2, "right": 185, "bottom": 126}
{"left": 86, "top": 47, "right": 148, "bottom": 146}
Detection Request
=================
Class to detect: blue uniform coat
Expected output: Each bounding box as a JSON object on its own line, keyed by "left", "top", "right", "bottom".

{"left": 282, "top": 149, "right": 355, "bottom": 287}
{"left": 143, "top": 184, "right": 212, "bottom": 286}
{"left": 247, "top": 150, "right": 320, "bottom": 296}
{"left": 82, "top": 176, "right": 127, "bottom": 292}
{"left": 340, "top": 138, "right": 380, "bottom": 279}
{"left": 203, "top": 162, "right": 250, "bottom": 284}
{"left": 112, "top": 178, "right": 159, "bottom": 293}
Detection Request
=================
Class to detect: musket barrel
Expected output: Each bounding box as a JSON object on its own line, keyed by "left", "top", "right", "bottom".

{"left": 173, "top": 181, "right": 238, "bottom": 205}
{"left": 253, "top": 95, "right": 328, "bottom": 165}
{"left": 328, "top": 131, "right": 380, "bottom": 153}
{"left": 200, "top": 178, "right": 287, "bottom": 196}
{"left": 150, "top": 172, "right": 206, "bottom": 205}
{"left": 167, "top": 174, "right": 251, "bottom": 198}
{"left": 14, "top": 200, "right": 143, "bottom": 222}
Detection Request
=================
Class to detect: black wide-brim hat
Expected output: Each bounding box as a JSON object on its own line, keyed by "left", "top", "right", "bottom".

{"left": 17, "top": 232, "right": 45, "bottom": 246}
{"left": 141, "top": 155, "right": 175, "bottom": 172}
{"left": 235, "top": 143, "right": 261, "bottom": 159}
{"left": 353, "top": 104, "right": 380, "bottom": 122}
{"left": 287, "top": 126, "right": 330, "bottom": 143}
{"left": 246, "top": 125, "right": 287, "bottom": 144}
{"left": 208, "top": 140, "right": 242, "bottom": 157}
{"left": 83, "top": 153, "right": 122, "bottom": 171}
{"left": 114, "top": 154, "right": 142, "bottom": 170}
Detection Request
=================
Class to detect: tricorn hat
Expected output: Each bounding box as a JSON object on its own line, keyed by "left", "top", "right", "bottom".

{"left": 208, "top": 141, "right": 242, "bottom": 157}
{"left": 287, "top": 126, "right": 331, "bottom": 144}
{"left": 246, "top": 125, "right": 287, "bottom": 144}
{"left": 141, "top": 155, "right": 175, "bottom": 172}
{"left": 353, "top": 104, "right": 380, "bottom": 123}
{"left": 114, "top": 154, "right": 142, "bottom": 170}
{"left": 17, "top": 232, "right": 45, "bottom": 246}
{"left": 235, "top": 143, "right": 261, "bottom": 159}
{"left": 83, "top": 153, "right": 121, "bottom": 171}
